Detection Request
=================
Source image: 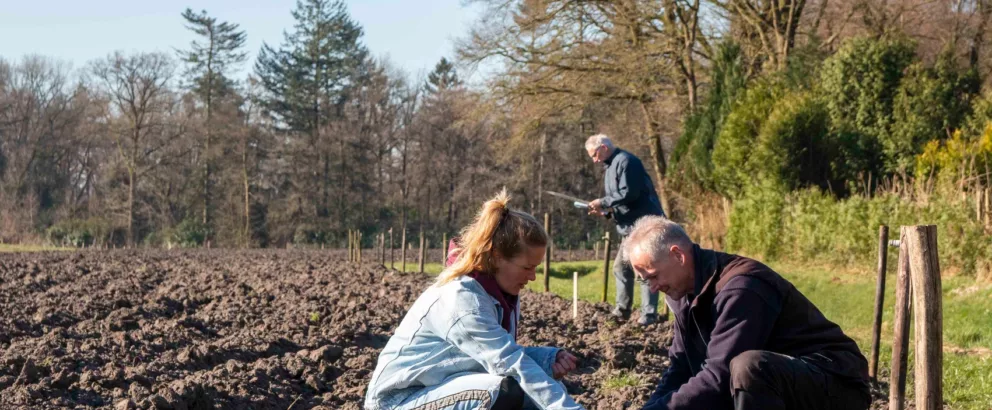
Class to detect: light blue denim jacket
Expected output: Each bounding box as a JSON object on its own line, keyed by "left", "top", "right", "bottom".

{"left": 364, "top": 275, "right": 585, "bottom": 410}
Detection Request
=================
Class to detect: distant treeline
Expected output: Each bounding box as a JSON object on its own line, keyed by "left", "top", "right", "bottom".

{"left": 3, "top": 0, "right": 992, "bottom": 277}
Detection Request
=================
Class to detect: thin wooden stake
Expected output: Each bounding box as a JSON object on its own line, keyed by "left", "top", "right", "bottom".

{"left": 389, "top": 228, "right": 395, "bottom": 270}
{"left": 889, "top": 227, "right": 911, "bottom": 410}
{"left": 544, "top": 213, "right": 551, "bottom": 292}
{"left": 379, "top": 233, "right": 385, "bottom": 266}
{"left": 401, "top": 228, "right": 407, "bottom": 273}
{"left": 441, "top": 233, "right": 448, "bottom": 266}
{"left": 869, "top": 225, "right": 889, "bottom": 381}
{"left": 907, "top": 225, "right": 942, "bottom": 410}
{"left": 573, "top": 271, "right": 579, "bottom": 319}
{"left": 601, "top": 233, "right": 612, "bottom": 303}
{"left": 418, "top": 230, "right": 425, "bottom": 274}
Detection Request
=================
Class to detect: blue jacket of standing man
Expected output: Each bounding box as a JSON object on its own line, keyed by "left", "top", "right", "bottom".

{"left": 585, "top": 134, "right": 665, "bottom": 325}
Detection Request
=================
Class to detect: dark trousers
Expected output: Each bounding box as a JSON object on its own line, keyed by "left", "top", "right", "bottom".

{"left": 613, "top": 234, "right": 659, "bottom": 316}
{"left": 730, "top": 350, "right": 871, "bottom": 410}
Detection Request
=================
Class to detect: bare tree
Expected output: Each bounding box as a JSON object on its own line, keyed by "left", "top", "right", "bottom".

{"left": 460, "top": 0, "right": 709, "bottom": 216}
{"left": 0, "top": 56, "right": 87, "bottom": 239}
{"left": 90, "top": 51, "right": 179, "bottom": 246}
{"left": 714, "top": 0, "right": 807, "bottom": 72}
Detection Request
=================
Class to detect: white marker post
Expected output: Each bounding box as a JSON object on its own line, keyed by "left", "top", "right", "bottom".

{"left": 572, "top": 271, "right": 579, "bottom": 319}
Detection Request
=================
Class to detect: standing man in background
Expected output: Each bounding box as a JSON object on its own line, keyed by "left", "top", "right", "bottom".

{"left": 585, "top": 134, "right": 665, "bottom": 326}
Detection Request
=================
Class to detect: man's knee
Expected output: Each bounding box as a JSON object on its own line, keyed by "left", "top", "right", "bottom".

{"left": 491, "top": 376, "right": 524, "bottom": 410}
{"left": 729, "top": 350, "right": 778, "bottom": 391}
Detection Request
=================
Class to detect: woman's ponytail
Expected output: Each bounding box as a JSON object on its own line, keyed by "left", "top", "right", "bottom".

{"left": 436, "top": 188, "right": 546, "bottom": 285}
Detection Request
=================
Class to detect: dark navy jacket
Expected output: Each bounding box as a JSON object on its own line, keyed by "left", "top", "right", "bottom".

{"left": 643, "top": 245, "right": 869, "bottom": 410}
{"left": 599, "top": 149, "right": 664, "bottom": 235}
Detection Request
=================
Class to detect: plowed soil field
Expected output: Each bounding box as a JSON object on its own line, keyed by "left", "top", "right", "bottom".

{"left": 0, "top": 250, "right": 677, "bottom": 409}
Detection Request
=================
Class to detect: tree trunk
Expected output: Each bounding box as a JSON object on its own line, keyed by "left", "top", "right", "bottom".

{"left": 538, "top": 132, "right": 546, "bottom": 212}
{"left": 338, "top": 138, "right": 346, "bottom": 224}
{"left": 447, "top": 180, "right": 454, "bottom": 231}
{"left": 203, "top": 56, "right": 213, "bottom": 232}
{"left": 127, "top": 168, "right": 135, "bottom": 247}
{"left": 243, "top": 133, "right": 251, "bottom": 248}
{"left": 203, "top": 129, "right": 211, "bottom": 227}
{"left": 321, "top": 150, "right": 331, "bottom": 219}
{"left": 425, "top": 180, "right": 432, "bottom": 227}
{"left": 639, "top": 101, "right": 673, "bottom": 217}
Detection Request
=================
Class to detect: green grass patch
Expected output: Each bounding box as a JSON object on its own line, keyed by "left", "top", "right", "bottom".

{"left": 602, "top": 371, "right": 643, "bottom": 391}
{"left": 771, "top": 260, "right": 992, "bottom": 410}
{"left": 0, "top": 244, "right": 69, "bottom": 252}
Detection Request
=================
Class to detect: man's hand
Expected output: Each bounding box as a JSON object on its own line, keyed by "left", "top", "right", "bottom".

{"left": 552, "top": 350, "right": 579, "bottom": 379}
{"left": 587, "top": 199, "right": 605, "bottom": 216}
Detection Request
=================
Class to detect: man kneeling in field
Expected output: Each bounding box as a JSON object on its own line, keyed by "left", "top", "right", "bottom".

{"left": 627, "top": 216, "right": 871, "bottom": 410}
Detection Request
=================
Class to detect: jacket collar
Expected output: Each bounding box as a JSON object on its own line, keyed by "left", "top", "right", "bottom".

{"left": 689, "top": 243, "right": 720, "bottom": 309}
{"left": 603, "top": 148, "right": 622, "bottom": 167}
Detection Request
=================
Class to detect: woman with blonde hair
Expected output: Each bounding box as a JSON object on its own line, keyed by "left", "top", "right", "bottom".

{"left": 364, "top": 190, "right": 584, "bottom": 410}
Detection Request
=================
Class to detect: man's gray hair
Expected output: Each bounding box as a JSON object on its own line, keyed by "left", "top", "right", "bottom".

{"left": 623, "top": 216, "right": 693, "bottom": 262}
{"left": 584, "top": 134, "right": 614, "bottom": 151}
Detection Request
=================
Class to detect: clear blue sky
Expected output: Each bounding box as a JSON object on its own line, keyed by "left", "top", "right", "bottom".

{"left": 0, "top": 0, "right": 483, "bottom": 81}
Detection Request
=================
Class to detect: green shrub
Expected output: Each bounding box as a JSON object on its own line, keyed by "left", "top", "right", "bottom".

{"left": 820, "top": 36, "right": 915, "bottom": 146}
{"left": 727, "top": 186, "right": 991, "bottom": 276}
{"left": 170, "top": 218, "right": 210, "bottom": 248}
{"left": 293, "top": 224, "right": 331, "bottom": 245}
{"left": 712, "top": 78, "right": 788, "bottom": 198}
{"left": 46, "top": 217, "right": 113, "bottom": 247}
{"left": 671, "top": 42, "right": 747, "bottom": 190}
{"left": 889, "top": 53, "right": 979, "bottom": 173}
{"left": 751, "top": 91, "right": 835, "bottom": 191}
{"left": 819, "top": 36, "right": 916, "bottom": 180}
{"left": 725, "top": 183, "right": 788, "bottom": 260}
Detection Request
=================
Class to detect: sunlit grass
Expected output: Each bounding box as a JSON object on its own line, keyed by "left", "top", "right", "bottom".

{"left": 602, "top": 371, "right": 643, "bottom": 391}
{"left": 0, "top": 244, "right": 69, "bottom": 252}
{"left": 771, "top": 260, "right": 992, "bottom": 410}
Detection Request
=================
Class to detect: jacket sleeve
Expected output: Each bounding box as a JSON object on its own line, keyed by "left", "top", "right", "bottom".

{"left": 642, "top": 302, "right": 692, "bottom": 409}
{"left": 524, "top": 346, "right": 561, "bottom": 378}
{"left": 442, "top": 309, "right": 584, "bottom": 410}
{"left": 600, "top": 156, "right": 645, "bottom": 208}
{"left": 649, "top": 277, "right": 782, "bottom": 410}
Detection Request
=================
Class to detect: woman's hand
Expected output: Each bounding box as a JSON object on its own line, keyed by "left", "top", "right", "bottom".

{"left": 552, "top": 350, "right": 579, "bottom": 379}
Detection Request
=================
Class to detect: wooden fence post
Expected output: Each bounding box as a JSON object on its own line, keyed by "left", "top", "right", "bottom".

{"left": 985, "top": 187, "right": 991, "bottom": 226}
{"left": 907, "top": 225, "right": 942, "bottom": 410}
{"left": 601, "top": 232, "right": 612, "bottom": 303}
{"left": 418, "top": 230, "right": 425, "bottom": 274}
{"left": 401, "top": 228, "right": 407, "bottom": 273}
{"left": 544, "top": 213, "right": 551, "bottom": 292}
{"left": 869, "top": 225, "right": 889, "bottom": 381}
{"left": 389, "top": 228, "right": 395, "bottom": 270}
{"left": 380, "top": 233, "right": 385, "bottom": 266}
{"left": 889, "top": 227, "right": 911, "bottom": 410}
{"left": 441, "top": 233, "right": 448, "bottom": 266}
{"left": 594, "top": 241, "right": 600, "bottom": 260}
{"left": 549, "top": 241, "right": 554, "bottom": 264}
{"left": 357, "top": 231, "right": 362, "bottom": 264}
{"left": 348, "top": 230, "right": 353, "bottom": 262}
